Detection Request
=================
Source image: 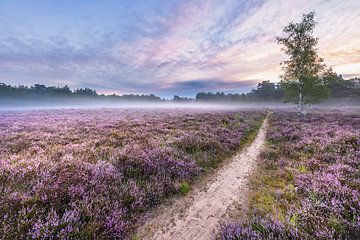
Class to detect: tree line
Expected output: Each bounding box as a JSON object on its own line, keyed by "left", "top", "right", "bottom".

{"left": 195, "top": 80, "right": 283, "bottom": 102}
{"left": 1, "top": 76, "right": 358, "bottom": 104}
{"left": 194, "top": 77, "right": 359, "bottom": 102}
{"left": 0, "top": 83, "right": 163, "bottom": 102}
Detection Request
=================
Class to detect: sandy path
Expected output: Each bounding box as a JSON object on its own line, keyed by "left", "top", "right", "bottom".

{"left": 135, "top": 116, "right": 269, "bottom": 240}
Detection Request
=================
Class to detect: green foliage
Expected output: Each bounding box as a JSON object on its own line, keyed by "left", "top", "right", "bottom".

{"left": 252, "top": 222, "right": 267, "bottom": 234}
{"left": 297, "top": 164, "right": 307, "bottom": 173}
{"left": 179, "top": 182, "right": 190, "bottom": 195}
{"left": 276, "top": 12, "right": 333, "bottom": 114}
{"left": 289, "top": 213, "right": 299, "bottom": 226}
{"left": 0, "top": 82, "right": 163, "bottom": 102}
{"left": 195, "top": 81, "right": 283, "bottom": 102}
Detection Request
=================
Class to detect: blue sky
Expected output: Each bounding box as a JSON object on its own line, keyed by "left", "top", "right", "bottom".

{"left": 1, "top": 0, "right": 359, "bottom": 97}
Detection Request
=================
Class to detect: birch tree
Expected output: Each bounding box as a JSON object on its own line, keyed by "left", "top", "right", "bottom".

{"left": 276, "top": 12, "right": 330, "bottom": 115}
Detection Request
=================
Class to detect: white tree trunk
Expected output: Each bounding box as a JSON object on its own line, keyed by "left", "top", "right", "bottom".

{"left": 298, "top": 87, "right": 307, "bottom": 116}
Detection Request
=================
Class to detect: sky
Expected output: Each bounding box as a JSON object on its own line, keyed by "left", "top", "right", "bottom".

{"left": 0, "top": 0, "right": 359, "bottom": 97}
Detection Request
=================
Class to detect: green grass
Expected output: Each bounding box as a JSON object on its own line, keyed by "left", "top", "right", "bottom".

{"left": 179, "top": 182, "right": 190, "bottom": 195}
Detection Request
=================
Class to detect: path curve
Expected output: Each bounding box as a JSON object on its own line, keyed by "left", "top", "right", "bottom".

{"left": 135, "top": 116, "right": 269, "bottom": 240}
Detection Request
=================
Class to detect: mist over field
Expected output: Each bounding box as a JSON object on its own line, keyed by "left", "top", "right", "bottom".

{"left": 1, "top": 0, "right": 360, "bottom": 239}
{"left": 1, "top": 80, "right": 358, "bottom": 112}
{"left": 0, "top": 99, "right": 289, "bottom": 111}
{"left": 1, "top": 100, "right": 359, "bottom": 114}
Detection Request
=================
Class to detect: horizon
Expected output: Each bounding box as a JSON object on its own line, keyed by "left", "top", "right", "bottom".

{"left": 1, "top": 0, "right": 360, "bottom": 98}
{"left": 1, "top": 80, "right": 280, "bottom": 99}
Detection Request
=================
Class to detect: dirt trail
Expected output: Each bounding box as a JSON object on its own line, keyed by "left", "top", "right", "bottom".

{"left": 135, "top": 116, "right": 269, "bottom": 240}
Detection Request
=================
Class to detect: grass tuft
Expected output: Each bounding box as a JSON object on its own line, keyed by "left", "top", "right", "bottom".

{"left": 179, "top": 182, "right": 190, "bottom": 195}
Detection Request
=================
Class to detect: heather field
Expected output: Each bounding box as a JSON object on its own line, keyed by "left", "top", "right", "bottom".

{"left": 0, "top": 109, "right": 265, "bottom": 239}
{"left": 2, "top": 109, "right": 360, "bottom": 240}
{"left": 215, "top": 112, "right": 360, "bottom": 240}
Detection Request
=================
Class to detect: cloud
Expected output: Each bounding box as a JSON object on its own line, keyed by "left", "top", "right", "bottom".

{"left": 157, "top": 78, "right": 258, "bottom": 97}
{"left": 171, "top": 79, "right": 257, "bottom": 90}
{"left": 0, "top": 0, "right": 359, "bottom": 97}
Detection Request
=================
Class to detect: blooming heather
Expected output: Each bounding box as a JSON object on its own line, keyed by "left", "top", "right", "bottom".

{"left": 0, "top": 109, "right": 264, "bottom": 239}
{"left": 215, "top": 112, "right": 360, "bottom": 240}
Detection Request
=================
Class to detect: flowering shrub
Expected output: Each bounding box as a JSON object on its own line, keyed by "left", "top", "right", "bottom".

{"left": 0, "top": 109, "right": 264, "bottom": 239}
{"left": 215, "top": 217, "right": 298, "bottom": 240}
{"left": 214, "top": 112, "right": 360, "bottom": 240}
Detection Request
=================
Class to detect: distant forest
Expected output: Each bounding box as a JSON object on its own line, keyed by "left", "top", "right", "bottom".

{"left": 1, "top": 76, "right": 359, "bottom": 103}
{"left": 0, "top": 83, "right": 163, "bottom": 102}
{"left": 194, "top": 76, "right": 359, "bottom": 102}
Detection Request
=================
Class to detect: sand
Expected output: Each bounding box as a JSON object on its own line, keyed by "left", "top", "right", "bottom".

{"left": 135, "top": 116, "right": 269, "bottom": 240}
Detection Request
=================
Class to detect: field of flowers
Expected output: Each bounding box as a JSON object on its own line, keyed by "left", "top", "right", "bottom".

{"left": 215, "top": 111, "right": 360, "bottom": 239}
{"left": 0, "top": 108, "right": 265, "bottom": 239}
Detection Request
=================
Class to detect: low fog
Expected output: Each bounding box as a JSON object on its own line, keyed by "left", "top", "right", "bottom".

{"left": 1, "top": 97, "right": 359, "bottom": 113}
{"left": 0, "top": 98, "right": 287, "bottom": 111}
